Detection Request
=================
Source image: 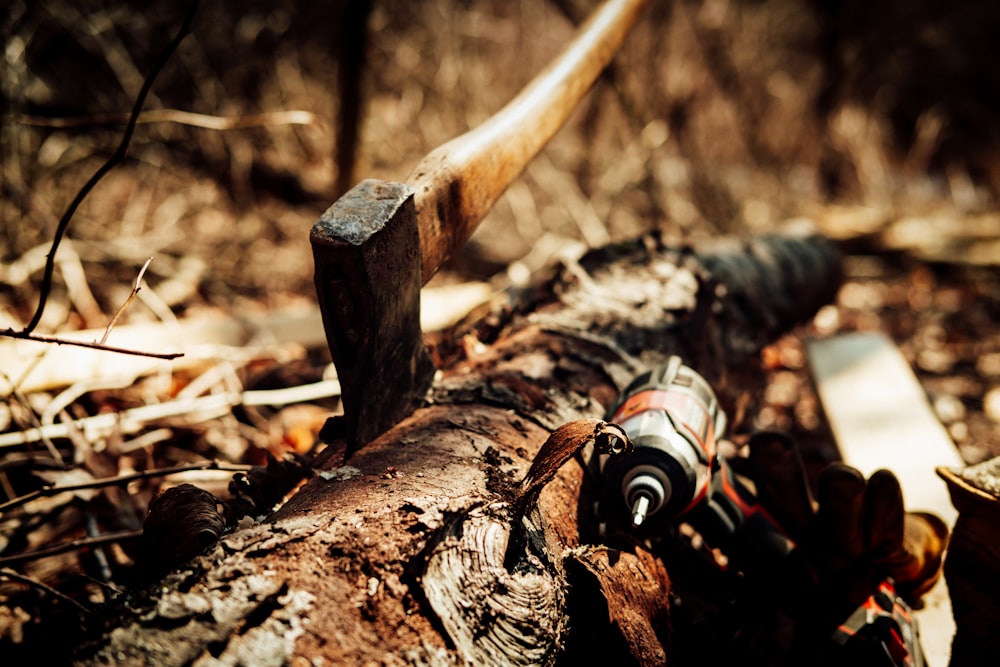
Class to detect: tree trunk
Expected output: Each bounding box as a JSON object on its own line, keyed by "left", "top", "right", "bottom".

{"left": 74, "top": 232, "right": 841, "bottom": 666}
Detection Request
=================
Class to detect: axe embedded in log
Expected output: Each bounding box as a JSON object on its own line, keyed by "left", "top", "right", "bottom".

{"left": 312, "top": 0, "right": 650, "bottom": 453}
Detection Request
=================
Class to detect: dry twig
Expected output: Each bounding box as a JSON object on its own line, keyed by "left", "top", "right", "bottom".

{"left": 100, "top": 257, "right": 153, "bottom": 345}
{"left": 8, "top": 108, "right": 322, "bottom": 132}
{"left": 0, "top": 379, "right": 341, "bottom": 450}
{"left": 0, "top": 330, "right": 183, "bottom": 361}
{"left": 0, "top": 460, "right": 253, "bottom": 513}
{"left": 0, "top": 532, "right": 144, "bottom": 568}
{"left": 20, "top": 1, "right": 198, "bottom": 334}
{"left": 0, "top": 568, "right": 91, "bottom": 614}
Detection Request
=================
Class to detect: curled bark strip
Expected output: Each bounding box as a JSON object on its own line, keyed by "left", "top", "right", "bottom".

{"left": 503, "top": 420, "right": 632, "bottom": 578}
{"left": 421, "top": 506, "right": 565, "bottom": 666}
{"left": 598, "top": 422, "right": 633, "bottom": 456}
{"left": 518, "top": 419, "right": 631, "bottom": 504}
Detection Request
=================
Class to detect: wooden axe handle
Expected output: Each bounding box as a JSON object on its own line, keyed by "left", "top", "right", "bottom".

{"left": 407, "top": 0, "right": 650, "bottom": 282}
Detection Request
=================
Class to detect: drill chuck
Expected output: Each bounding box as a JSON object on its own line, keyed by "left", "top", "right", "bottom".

{"left": 623, "top": 465, "right": 671, "bottom": 526}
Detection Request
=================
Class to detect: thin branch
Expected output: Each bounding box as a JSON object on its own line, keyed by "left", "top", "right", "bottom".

{"left": 0, "top": 454, "right": 67, "bottom": 473}
{"left": 0, "top": 532, "right": 143, "bottom": 568}
{"left": 0, "top": 328, "right": 183, "bottom": 360}
{"left": 100, "top": 256, "right": 153, "bottom": 344}
{"left": 0, "top": 471, "right": 14, "bottom": 500}
{"left": 0, "top": 460, "right": 253, "bottom": 513}
{"left": 0, "top": 567, "right": 91, "bottom": 614}
{"left": 0, "top": 379, "right": 341, "bottom": 449}
{"left": 0, "top": 370, "right": 65, "bottom": 465}
{"left": 21, "top": 0, "right": 199, "bottom": 334}
{"left": 9, "top": 108, "right": 321, "bottom": 131}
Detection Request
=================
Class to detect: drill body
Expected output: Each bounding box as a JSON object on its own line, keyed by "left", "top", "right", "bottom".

{"left": 598, "top": 357, "right": 792, "bottom": 568}
{"left": 600, "top": 356, "right": 725, "bottom": 528}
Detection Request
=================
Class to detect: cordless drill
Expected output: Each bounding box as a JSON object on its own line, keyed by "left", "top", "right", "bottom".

{"left": 599, "top": 356, "right": 721, "bottom": 527}
{"left": 597, "top": 356, "right": 789, "bottom": 567}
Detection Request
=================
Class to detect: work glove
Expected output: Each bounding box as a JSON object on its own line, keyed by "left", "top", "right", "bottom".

{"left": 746, "top": 430, "right": 948, "bottom": 633}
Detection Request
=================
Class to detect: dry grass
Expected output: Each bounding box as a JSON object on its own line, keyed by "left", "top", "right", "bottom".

{"left": 3, "top": 0, "right": 995, "bottom": 327}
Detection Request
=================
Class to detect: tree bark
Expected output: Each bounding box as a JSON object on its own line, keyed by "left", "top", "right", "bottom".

{"left": 75, "top": 232, "right": 841, "bottom": 666}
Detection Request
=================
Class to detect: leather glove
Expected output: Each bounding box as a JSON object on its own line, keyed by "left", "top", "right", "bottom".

{"left": 746, "top": 430, "right": 948, "bottom": 626}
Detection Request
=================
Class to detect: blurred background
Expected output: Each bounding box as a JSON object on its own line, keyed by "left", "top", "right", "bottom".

{"left": 1, "top": 0, "right": 999, "bottom": 646}
{"left": 3, "top": 0, "right": 998, "bottom": 320}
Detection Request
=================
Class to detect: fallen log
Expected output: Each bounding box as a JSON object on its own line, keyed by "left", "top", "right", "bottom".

{"left": 68, "top": 231, "right": 841, "bottom": 666}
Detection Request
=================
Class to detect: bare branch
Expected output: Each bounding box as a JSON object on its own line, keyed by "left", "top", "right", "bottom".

{"left": 0, "top": 567, "right": 91, "bottom": 614}
{"left": 0, "top": 379, "right": 341, "bottom": 449}
{"left": 9, "top": 108, "right": 322, "bottom": 131}
{"left": 20, "top": 0, "right": 199, "bottom": 334}
{"left": 0, "top": 460, "right": 253, "bottom": 513}
{"left": 0, "top": 370, "right": 65, "bottom": 465}
{"left": 0, "top": 532, "right": 143, "bottom": 569}
{"left": 0, "top": 329, "right": 183, "bottom": 360}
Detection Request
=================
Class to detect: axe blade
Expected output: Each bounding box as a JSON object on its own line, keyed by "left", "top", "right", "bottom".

{"left": 311, "top": 179, "right": 435, "bottom": 453}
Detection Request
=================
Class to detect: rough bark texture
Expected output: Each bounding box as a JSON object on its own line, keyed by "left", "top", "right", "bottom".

{"left": 74, "top": 232, "right": 841, "bottom": 666}
{"left": 937, "top": 459, "right": 1000, "bottom": 667}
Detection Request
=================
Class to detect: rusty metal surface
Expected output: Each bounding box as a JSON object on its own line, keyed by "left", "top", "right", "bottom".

{"left": 311, "top": 179, "right": 434, "bottom": 451}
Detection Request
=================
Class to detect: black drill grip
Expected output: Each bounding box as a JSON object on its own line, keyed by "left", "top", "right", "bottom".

{"left": 688, "top": 457, "right": 800, "bottom": 575}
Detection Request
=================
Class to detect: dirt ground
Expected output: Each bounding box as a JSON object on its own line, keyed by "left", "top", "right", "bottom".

{"left": 1, "top": 0, "right": 999, "bottom": 655}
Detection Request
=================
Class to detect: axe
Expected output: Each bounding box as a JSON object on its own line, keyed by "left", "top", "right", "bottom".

{"left": 311, "top": 0, "right": 650, "bottom": 453}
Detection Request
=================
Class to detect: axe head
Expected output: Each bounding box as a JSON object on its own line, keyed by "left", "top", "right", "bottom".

{"left": 311, "top": 179, "right": 435, "bottom": 454}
